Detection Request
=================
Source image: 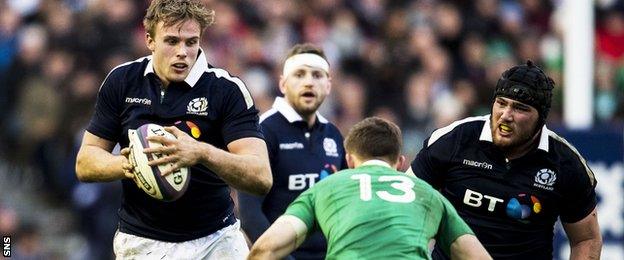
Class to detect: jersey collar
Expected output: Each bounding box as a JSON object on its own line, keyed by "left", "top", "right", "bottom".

{"left": 360, "top": 159, "right": 392, "bottom": 168}
{"left": 479, "top": 114, "right": 550, "bottom": 152}
{"left": 143, "top": 48, "right": 208, "bottom": 88}
{"left": 272, "top": 97, "right": 329, "bottom": 124}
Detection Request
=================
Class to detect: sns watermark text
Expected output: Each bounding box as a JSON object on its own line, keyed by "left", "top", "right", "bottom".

{"left": 2, "top": 236, "right": 10, "bottom": 257}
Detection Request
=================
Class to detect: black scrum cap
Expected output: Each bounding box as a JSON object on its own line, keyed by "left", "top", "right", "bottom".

{"left": 494, "top": 60, "right": 555, "bottom": 125}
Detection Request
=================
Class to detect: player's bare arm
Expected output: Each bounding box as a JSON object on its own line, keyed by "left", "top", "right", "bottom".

{"left": 449, "top": 234, "right": 492, "bottom": 260}
{"left": 248, "top": 215, "right": 308, "bottom": 260}
{"left": 563, "top": 208, "right": 602, "bottom": 260}
{"left": 75, "top": 131, "right": 134, "bottom": 182}
{"left": 144, "top": 126, "right": 272, "bottom": 195}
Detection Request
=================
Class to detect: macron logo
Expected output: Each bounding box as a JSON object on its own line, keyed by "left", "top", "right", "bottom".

{"left": 463, "top": 159, "right": 493, "bottom": 170}
{"left": 125, "top": 97, "right": 152, "bottom": 106}
{"left": 280, "top": 142, "right": 304, "bottom": 150}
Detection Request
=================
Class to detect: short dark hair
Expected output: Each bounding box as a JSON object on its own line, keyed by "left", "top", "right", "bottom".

{"left": 143, "top": 0, "right": 215, "bottom": 37}
{"left": 285, "top": 43, "right": 328, "bottom": 61}
{"left": 344, "top": 117, "right": 402, "bottom": 163}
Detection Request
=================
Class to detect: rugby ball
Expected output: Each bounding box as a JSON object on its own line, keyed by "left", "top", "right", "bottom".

{"left": 128, "top": 123, "right": 190, "bottom": 201}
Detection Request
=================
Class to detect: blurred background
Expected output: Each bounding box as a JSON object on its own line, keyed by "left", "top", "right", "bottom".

{"left": 0, "top": 0, "right": 622, "bottom": 259}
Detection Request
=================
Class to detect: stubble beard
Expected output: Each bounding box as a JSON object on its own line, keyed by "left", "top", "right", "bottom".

{"left": 492, "top": 122, "right": 540, "bottom": 155}
{"left": 293, "top": 101, "right": 321, "bottom": 118}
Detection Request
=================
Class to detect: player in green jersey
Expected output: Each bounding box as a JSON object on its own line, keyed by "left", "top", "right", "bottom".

{"left": 248, "top": 117, "right": 491, "bottom": 260}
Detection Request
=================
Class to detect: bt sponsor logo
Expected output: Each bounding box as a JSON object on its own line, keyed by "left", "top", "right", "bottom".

{"left": 463, "top": 189, "right": 504, "bottom": 212}
{"left": 506, "top": 194, "right": 542, "bottom": 222}
{"left": 175, "top": 120, "right": 201, "bottom": 139}
{"left": 288, "top": 164, "right": 338, "bottom": 190}
{"left": 463, "top": 189, "right": 543, "bottom": 221}
{"left": 289, "top": 173, "right": 318, "bottom": 190}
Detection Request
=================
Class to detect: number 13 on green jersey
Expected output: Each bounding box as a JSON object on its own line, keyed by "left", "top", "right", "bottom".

{"left": 284, "top": 164, "right": 474, "bottom": 259}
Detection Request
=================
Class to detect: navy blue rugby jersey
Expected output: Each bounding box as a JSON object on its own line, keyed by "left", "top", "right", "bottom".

{"left": 239, "top": 97, "right": 347, "bottom": 260}
{"left": 410, "top": 115, "right": 597, "bottom": 259}
{"left": 87, "top": 50, "right": 262, "bottom": 242}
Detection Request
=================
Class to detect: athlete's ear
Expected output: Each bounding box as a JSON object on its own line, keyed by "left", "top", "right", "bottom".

{"left": 146, "top": 33, "right": 155, "bottom": 52}
{"left": 278, "top": 75, "right": 287, "bottom": 95}
{"left": 346, "top": 153, "right": 355, "bottom": 169}
{"left": 325, "top": 73, "right": 332, "bottom": 95}
{"left": 395, "top": 155, "right": 407, "bottom": 171}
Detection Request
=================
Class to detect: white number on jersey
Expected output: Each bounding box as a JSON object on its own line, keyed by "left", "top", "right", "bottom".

{"left": 350, "top": 174, "right": 416, "bottom": 203}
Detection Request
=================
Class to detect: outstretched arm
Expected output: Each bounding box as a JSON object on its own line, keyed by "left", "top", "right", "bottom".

{"left": 248, "top": 215, "right": 308, "bottom": 260}
{"left": 145, "top": 126, "right": 272, "bottom": 195}
{"left": 563, "top": 208, "right": 602, "bottom": 260}
{"left": 450, "top": 234, "right": 492, "bottom": 260}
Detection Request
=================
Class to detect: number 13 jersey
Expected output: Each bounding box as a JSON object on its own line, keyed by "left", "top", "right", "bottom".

{"left": 284, "top": 160, "right": 473, "bottom": 259}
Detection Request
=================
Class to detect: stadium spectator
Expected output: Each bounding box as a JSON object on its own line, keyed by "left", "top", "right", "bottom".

{"left": 407, "top": 60, "right": 602, "bottom": 259}
{"left": 238, "top": 43, "right": 347, "bottom": 260}
{"left": 248, "top": 117, "right": 491, "bottom": 260}
{"left": 74, "top": 0, "right": 271, "bottom": 259}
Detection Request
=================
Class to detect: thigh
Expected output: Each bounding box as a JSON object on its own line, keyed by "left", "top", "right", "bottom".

{"left": 202, "top": 222, "right": 249, "bottom": 260}
{"left": 113, "top": 223, "right": 248, "bottom": 260}
{"left": 113, "top": 230, "right": 174, "bottom": 260}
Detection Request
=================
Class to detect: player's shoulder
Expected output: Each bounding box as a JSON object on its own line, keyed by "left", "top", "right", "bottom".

{"left": 321, "top": 168, "right": 359, "bottom": 182}
{"left": 543, "top": 128, "right": 595, "bottom": 182}
{"left": 323, "top": 120, "right": 344, "bottom": 138}
{"left": 258, "top": 109, "right": 282, "bottom": 142}
{"left": 543, "top": 129, "right": 580, "bottom": 157}
{"left": 259, "top": 108, "right": 293, "bottom": 139}
{"left": 407, "top": 174, "right": 449, "bottom": 205}
{"left": 106, "top": 56, "right": 149, "bottom": 79}
{"left": 259, "top": 108, "right": 281, "bottom": 125}
{"left": 363, "top": 168, "right": 446, "bottom": 200}
{"left": 426, "top": 115, "right": 488, "bottom": 148}
{"left": 203, "top": 65, "right": 243, "bottom": 87}
{"left": 98, "top": 56, "right": 149, "bottom": 91}
{"left": 202, "top": 64, "right": 254, "bottom": 108}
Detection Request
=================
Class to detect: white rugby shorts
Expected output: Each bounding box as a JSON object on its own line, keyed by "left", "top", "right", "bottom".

{"left": 113, "top": 220, "right": 248, "bottom": 260}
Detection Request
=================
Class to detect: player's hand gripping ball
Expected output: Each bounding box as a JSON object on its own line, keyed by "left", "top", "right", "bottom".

{"left": 128, "top": 123, "right": 190, "bottom": 201}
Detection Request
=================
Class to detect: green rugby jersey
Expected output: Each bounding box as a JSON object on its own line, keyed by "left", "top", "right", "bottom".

{"left": 284, "top": 160, "right": 473, "bottom": 259}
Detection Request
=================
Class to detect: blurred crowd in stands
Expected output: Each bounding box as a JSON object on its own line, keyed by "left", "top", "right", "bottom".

{"left": 0, "top": 0, "right": 623, "bottom": 259}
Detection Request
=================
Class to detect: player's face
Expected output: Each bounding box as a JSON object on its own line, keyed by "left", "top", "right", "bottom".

{"left": 490, "top": 97, "right": 540, "bottom": 151}
{"left": 280, "top": 66, "right": 331, "bottom": 117}
{"left": 147, "top": 20, "right": 201, "bottom": 87}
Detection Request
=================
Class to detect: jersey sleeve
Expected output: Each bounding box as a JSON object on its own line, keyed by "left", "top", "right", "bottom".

{"left": 220, "top": 79, "right": 263, "bottom": 144}
{"left": 435, "top": 192, "right": 474, "bottom": 256}
{"left": 284, "top": 188, "right": 317, "bottom": 231}
{"left": 410, "top": 134, "right": 456, "bottom": 189}
{"left": 559, "top": 153, "right": 597, "bottom": 223}
{"left": 86, "top": 68, "right": 124, "bottom": 142}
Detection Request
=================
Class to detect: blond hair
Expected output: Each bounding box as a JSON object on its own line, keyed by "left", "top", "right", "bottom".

{"left": 143, "top": 0, "right": 215, "bottom": 37}
{"left": 285, "top": 43, "right": 328, "bottom": 61}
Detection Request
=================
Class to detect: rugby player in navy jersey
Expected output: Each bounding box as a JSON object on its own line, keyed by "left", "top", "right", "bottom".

{"left": 407, "top": 60, "right": 602, "bottom": 259}
{"left": 238, "top": 43, "right": 347, "bottom": 260}
{"left": 75, "top": 0, "right": 271, "bottom": 258}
